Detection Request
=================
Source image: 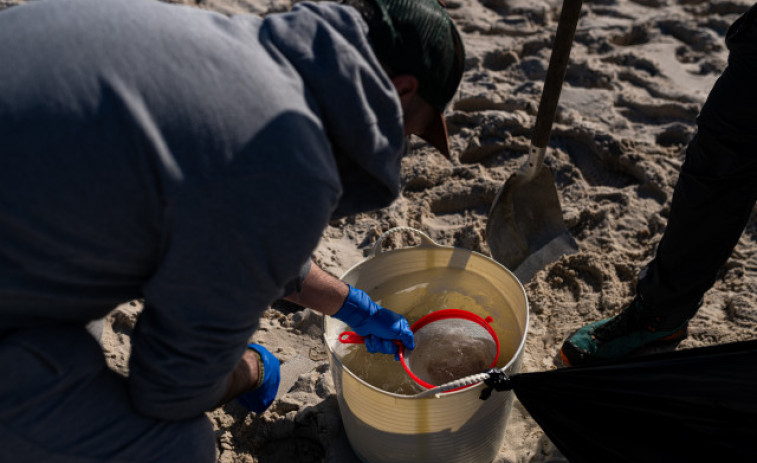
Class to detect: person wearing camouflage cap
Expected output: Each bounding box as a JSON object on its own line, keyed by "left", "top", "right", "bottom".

{"left": 0, "top": 0, "right": 464, "bottom": 460}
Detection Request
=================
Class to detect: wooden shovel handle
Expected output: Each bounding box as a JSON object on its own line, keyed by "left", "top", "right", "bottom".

{"left": 531, "top": 0, "right": 583, "bottom": 149}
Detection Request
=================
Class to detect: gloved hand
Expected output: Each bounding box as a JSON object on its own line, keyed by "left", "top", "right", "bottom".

{"left": 333, "top": 285, "right": 414, "bottom": 360}
{"left": 236, "top": 343, "right": 280, "bottom": 413}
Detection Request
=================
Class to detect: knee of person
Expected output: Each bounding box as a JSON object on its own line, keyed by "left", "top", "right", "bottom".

{"left": 169, "top": 415, "right": 217, "bottom": 463}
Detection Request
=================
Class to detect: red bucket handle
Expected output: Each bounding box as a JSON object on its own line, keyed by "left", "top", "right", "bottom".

{"left": 338, "top": 331, "right": 366, "bottom": 344}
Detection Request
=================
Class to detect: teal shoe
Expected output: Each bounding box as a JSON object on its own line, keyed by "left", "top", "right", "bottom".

{"left": 560, "top": 297, "right": 690, "bottom": 366}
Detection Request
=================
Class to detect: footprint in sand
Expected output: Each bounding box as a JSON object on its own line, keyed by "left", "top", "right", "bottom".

{"left": 553, "top": 131, "right": 639, "bottom": 189}
{"left": 610, "top": 24, "right": 653, "bottom": 47}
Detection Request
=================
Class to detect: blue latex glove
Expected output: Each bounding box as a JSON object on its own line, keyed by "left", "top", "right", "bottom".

{"left": 333, "top": 285, "right": 415, "bottom": 360}
{"left": 236, "top": 343, "right": 280, "bottom": 413}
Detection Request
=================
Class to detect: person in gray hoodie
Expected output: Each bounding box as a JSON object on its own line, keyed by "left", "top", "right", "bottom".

{"left": 0, "top": 0, "right": 465, "bottom": 460}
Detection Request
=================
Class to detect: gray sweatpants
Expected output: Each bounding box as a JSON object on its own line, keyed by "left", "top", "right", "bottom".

{"left": 0, "top": 326, "right": 216, "bottom": 463}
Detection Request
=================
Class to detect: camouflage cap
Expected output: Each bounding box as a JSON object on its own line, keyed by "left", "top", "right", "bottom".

{"left": 365, "top": 0, "right": 465, "bottom": 156}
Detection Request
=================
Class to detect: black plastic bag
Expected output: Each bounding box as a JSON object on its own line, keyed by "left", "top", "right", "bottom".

{"left": 485, "top": 340, "right": 757, "bottom": 462}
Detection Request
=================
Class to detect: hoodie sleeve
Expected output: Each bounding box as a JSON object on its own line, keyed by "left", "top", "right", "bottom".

{"left": 283, "top": 258, "right": 312, "bottom": 296}
{"left": 128, "top": 114, "right": 340, "bottom": 420}
{"left": 260, "top": 2, "right": 406, "bottom": 219}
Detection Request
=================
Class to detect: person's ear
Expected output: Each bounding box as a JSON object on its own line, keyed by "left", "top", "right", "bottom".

{"left": 391, "top": 74, "right": 419, "bottom": 100}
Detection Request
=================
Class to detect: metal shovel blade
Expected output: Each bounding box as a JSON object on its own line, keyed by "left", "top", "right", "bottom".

{"left": 486, "top": 157, "right": 577, "bottom": 282}
{"left": 485, "top": 0, "right": 582, "bottom": 282}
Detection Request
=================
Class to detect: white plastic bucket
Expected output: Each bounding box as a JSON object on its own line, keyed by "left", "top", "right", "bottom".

{"left": 324, "top": 227, "right": 529, "bottom": 463}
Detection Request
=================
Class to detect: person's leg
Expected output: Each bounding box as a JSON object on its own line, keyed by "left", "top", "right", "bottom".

{"left": 637, "top": 5, "right": 757, "bottom": 322}
{"left": 560, "top": 6, "right": 757, "bottom": 366}
{"left": 0, "top": 325, "right": 216, "bottom": 463}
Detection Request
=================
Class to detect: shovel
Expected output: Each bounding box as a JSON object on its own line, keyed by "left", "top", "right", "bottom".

{"left": 486, "top": 0, "right": 582, "bottom": 282}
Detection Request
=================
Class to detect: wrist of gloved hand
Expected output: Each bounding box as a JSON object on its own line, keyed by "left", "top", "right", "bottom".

{"left": 333, "top": 285, "right": 414, "bottom": 359}
{"left": 236, "top": 343, "right": 280, "bottom": 413}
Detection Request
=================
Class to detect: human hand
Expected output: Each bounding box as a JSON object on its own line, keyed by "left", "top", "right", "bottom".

{"left": 236, "top": 344, "right": 280, "bottom": 413}
{"left": 333, "top": 285, "right": 415, "bottom": 360}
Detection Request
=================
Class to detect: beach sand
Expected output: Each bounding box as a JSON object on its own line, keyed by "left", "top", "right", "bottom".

{"left": 5, "top": 0, "right": 755, "bottom": 460}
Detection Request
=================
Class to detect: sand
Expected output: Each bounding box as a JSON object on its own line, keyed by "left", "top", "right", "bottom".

{"left": 5, "top": 0, "right": 755, "bottom": 460}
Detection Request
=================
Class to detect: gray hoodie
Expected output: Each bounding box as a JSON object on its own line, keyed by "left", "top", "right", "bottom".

{"left": 0, "top": 0, "right": 404, "bottom": 419}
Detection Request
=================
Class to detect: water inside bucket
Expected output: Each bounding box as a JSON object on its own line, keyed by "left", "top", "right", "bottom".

{"left": 334, "top": 268, "right": 521, "bottom": 395}
{"left": 340, "top": 346, "right": 425, "bottom": 394}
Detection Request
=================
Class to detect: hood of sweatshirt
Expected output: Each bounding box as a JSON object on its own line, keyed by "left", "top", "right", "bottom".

{"left": 259, "top": 2, "right": 406, "bottom": 219}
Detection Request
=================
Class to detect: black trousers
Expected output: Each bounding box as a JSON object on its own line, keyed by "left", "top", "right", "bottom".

{"left": 637, "top": 4, "right": 757, "bottom": 324}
